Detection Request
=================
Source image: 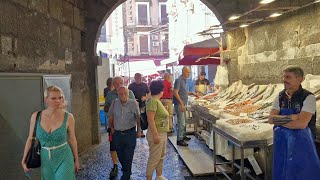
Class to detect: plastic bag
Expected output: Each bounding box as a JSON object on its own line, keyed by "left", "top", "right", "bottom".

{"left": 272, "top": 126, "right": 320, "bottom": 180}
{"left": 214, "top": 65, "right": 229, "bottom": 86}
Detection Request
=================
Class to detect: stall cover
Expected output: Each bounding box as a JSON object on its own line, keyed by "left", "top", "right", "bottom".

{"left": 178, "top": 37, "right": 226, "bottom": 65}
{"left": 122, "top": 60, "right": 159, "bottom": 77}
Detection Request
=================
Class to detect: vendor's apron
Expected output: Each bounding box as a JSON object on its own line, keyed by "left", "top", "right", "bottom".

{"left": 198, "top": 84, "right": 207, "bottom": 95}
{"left": 272, "top": 108, "right": 320, "bottom": 180}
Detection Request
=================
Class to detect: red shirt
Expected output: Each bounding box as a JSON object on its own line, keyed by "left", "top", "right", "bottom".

{"left": 162, "top": 80, "right": 173, "bottom": 99}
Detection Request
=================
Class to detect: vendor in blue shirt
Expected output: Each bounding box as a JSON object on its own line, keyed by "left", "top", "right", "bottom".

{"left": 269, "top": 66, "right": 320, "bottom": 180}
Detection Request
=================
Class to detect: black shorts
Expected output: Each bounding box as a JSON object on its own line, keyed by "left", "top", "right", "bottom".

{"left": 107, "top": 128, "right": 116, "bottom": 151}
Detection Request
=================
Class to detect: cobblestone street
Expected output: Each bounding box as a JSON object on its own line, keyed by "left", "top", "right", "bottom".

{"left": 76, "top": 131, "right": 192, "bottom": 180}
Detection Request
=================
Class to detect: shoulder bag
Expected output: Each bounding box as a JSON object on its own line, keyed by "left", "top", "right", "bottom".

{"left": 26, "top": 111, "right": 42, "bottom": 168}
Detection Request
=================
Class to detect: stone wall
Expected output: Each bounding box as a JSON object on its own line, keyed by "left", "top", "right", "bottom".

{"left": 0, "top": 0, "right": 97, "bottom": 152}
{"left": 225, "top": 3, "right": 320, "bottom": 85}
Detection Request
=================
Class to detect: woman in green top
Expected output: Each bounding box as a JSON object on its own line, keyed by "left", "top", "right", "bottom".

{"left": 21, "top": 86, "right": 79, "bottom": 179}
{"left": 146, "top": 80, "right": 169, "bottom": 180}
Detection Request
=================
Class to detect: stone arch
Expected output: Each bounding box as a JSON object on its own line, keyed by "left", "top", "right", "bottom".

{"left": 200, "top": 0, "right": 223, "bottom": 23}
{"left": 85, "top": 0, "right": 126, "bottom": 57}
{"left": 84, "top": 0, "right": 223, "bottom": 58}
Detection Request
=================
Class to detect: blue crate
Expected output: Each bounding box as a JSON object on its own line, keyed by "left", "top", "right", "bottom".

{"left": 99, "top": 110, "right": 108, "bottom": 125}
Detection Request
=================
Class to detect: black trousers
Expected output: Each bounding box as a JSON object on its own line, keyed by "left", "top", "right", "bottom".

{"left": 113, "top": 128, "right": 136, "bottom": 180}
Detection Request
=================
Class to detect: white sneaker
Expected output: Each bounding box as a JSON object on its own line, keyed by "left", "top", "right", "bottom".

{"left": 156, "top": 175, "right": 168, "bottom": 180}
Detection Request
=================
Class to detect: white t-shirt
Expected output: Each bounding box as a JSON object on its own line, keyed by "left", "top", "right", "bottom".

{"left": 272, "top": 94, "right": 316, "bottom": 114}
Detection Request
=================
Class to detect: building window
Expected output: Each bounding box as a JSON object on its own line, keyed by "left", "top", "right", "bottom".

{"left": 139, "top": 34, "right": 150, "bottom": 54}
{"left": 159, "top": 3, "right": 168, "bottom": 25}
{"left": 136, "top": 2, "right": 150, "bottom": 25}
{"left": 99, "top": 24, "right": 107, "bottom": 42}
{"left": 99, "top": 23, "right": 111, "bottom": 42}
{"left": 161, "top": 33, "right": 169, "bottom": 53}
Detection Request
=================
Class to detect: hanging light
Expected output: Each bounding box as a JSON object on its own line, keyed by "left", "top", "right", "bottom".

{"left": 229, "top": 14, "right": 241, "bottom": 21}
{"left": 239, "top": 24, "right": 249, "bottom": 28}
{"left": 260, "top": 0, "right": 275, "bottom": 4}
{"left": 269, "top": 12, "right": 282, "bottom": 18}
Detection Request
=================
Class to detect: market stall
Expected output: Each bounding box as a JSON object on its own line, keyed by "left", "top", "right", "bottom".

{"left": 189, "top": 74, "right": 320, "bottom": 179}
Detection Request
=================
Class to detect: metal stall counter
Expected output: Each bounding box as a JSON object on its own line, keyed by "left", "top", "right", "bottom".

{"left": 212, "top": 124, "right": 272, "bottom": 180}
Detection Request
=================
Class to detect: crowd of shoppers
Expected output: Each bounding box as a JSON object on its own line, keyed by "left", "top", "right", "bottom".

{"left": 22, "top": 66, "right": 199, "bottom": 180}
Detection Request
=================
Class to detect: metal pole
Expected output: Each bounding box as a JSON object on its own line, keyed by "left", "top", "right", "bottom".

{"left": 241, "top": 148, "right": 245, "bottom": 180}
{"left": 213, "top": 123, "right": 217, "bottom": 178}
{"left": 128, "top": 55, "right": 130, "bottom": 84}
{"left": 219, "top": 33, "right": 224, "bottom": 66}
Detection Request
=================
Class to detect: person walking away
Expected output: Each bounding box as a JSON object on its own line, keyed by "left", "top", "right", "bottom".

{"left": 128, "top": 73, "right": 151, "bottom": 137}
{"left": 146, "top": 80, "right": 169, "bottom": 180}
{"left": 21, "top": 86, "right": 79, "bottom": 179}
{"left": 104, "top": 76, "right": 136, "bottom": 178}
{"left": 160, "top": 72, "right": 174, "bottom": 132}
{"left": 173, "top": 66, "right": 197, "bottom": 146}
{"left": 269, "top": 66, "right": 320, "bottom": 180}
{"left": 109, "top": 86, "right": 141, "bottom": 180}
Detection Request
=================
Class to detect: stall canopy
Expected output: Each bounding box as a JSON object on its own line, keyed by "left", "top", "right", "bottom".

{"left": 178, "top": 37, "right": 226, "bottom": 65}
{"left": 160, "top": 56, "right": 178, "bottom": 65}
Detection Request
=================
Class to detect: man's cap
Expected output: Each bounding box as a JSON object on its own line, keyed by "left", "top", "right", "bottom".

{"left": 200, "top": 72, "right": 206, "bottom": 76}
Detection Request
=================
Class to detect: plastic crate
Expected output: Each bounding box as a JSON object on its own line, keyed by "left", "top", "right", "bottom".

{"left": 99, "top": 110, "right": 107, "bottom": 125}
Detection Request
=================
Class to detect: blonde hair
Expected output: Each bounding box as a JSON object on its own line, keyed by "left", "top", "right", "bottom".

{"left": 45, "top": 86, "right": 67, "bottom": 109}
{"left": 45, "top": 86, "right": 63, "bottom": 97}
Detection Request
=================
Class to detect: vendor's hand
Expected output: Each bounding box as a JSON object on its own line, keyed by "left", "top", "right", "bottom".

{"left": 180, "top": 104, "right": 186, "bottom": 112}
{"left": 136, "top": 131, "right": 142, "bottom": 138}
{"left": 110, "top": 128, "right": 115, "bottom": 134}
{"left": 153, "top": 135, "right": 160, "bottom": 144}
{"left": 268, "top": 115, "right": 274, "bottom": 124}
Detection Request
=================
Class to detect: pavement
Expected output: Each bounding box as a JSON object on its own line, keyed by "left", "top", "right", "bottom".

{"left": 76, "top": 130, "right": 192, "bottom": 180}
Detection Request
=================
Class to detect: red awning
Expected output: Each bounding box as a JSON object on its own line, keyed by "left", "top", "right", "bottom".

{"left": 179, "top": 37, "right": 226, "bottom": 65}
{"left": 178, "top": 54, "right": 221, "bottom": 65}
